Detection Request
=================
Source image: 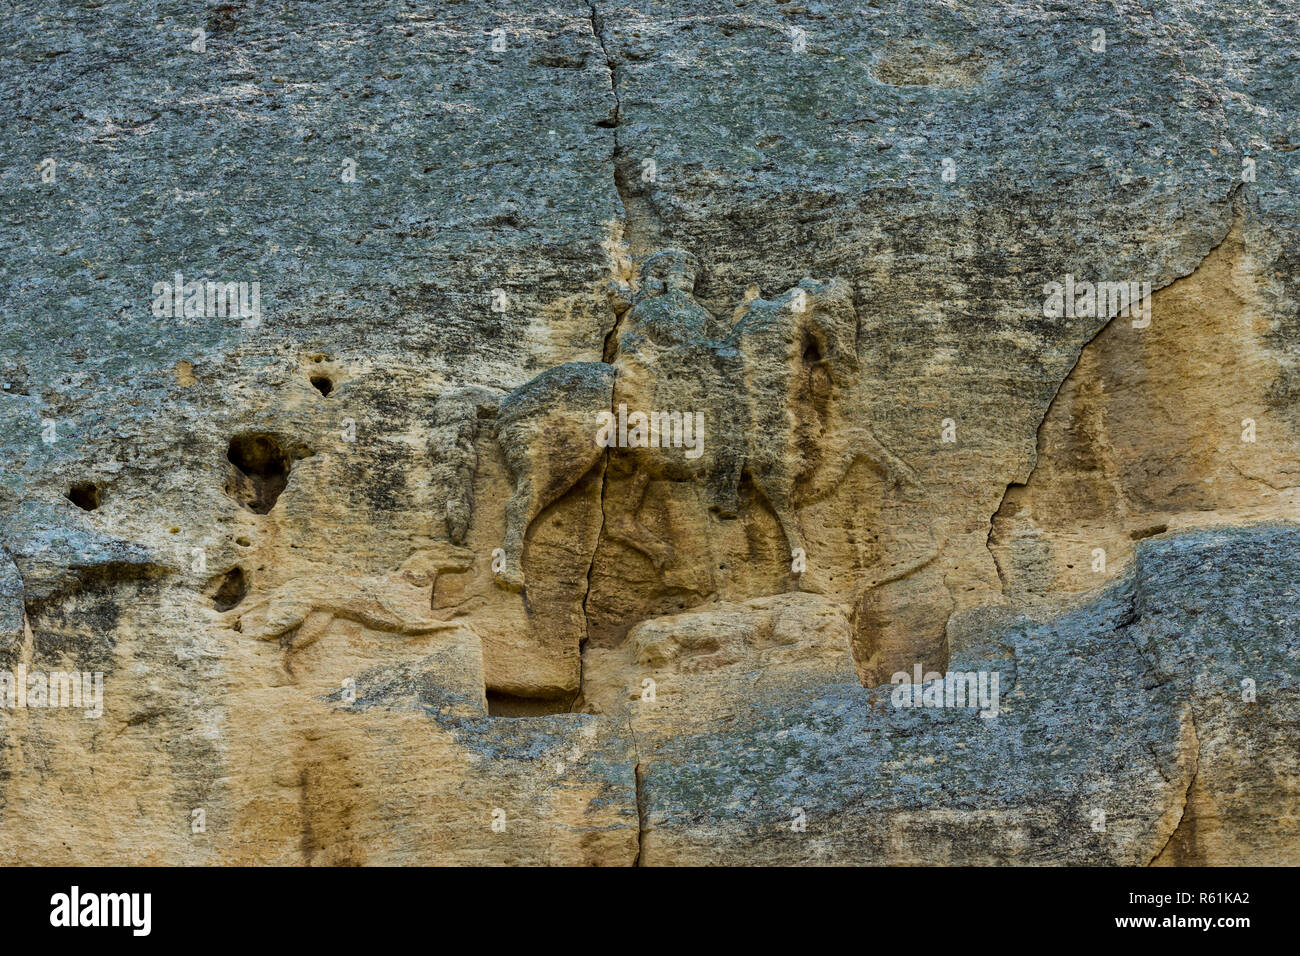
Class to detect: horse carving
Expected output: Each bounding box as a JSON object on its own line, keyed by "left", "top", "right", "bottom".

{"left": 466, "top": 250, "right": 921, "bottom": 593}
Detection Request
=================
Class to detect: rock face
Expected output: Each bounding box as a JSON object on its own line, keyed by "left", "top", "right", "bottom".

{"left": 0, "top": 1, "right": 1296, "bottom": 865}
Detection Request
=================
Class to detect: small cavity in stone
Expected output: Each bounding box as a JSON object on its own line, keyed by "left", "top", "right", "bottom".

{"left": 66, "top": 482, "right": 100, "bottom": 511}
{"left": 225, "top": 432, "right": 307, "bottom": 514}
{"left": 486, "top": 690, "right": 573, "bottom": 718}
{"left": 212, "top": 566, "right": 248, "bottom": 611}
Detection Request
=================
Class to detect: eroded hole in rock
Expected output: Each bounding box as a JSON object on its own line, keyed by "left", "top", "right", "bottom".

{"left": 310, "top": 375, "right": 333, "bottom": 397}
{"left": 225, "top": 432, "right": 310, "bottom": 514}
{"left": 486, "top": 690, "right": 572, "bottom": 718}
{"left": 66, "top": 482, "right": 100, "bottom": 511}
{"left": 211, "top": 566, "right": 248, "bottom": 611}
{"left": 801, "top": 333, "right": 823, "bottom": 365}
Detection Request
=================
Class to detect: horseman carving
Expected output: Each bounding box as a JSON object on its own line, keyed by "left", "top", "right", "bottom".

{"left": 467, "top": 250, "right": 921, "bottom": 593}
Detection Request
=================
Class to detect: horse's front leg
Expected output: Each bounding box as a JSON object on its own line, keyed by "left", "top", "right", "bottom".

{"left": 495, "top": 477, "right": 535, "bottom": 592}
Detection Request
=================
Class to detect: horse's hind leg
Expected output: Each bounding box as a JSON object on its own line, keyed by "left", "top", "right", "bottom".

{"left": 493, "top": 362, "right": 614, "bottom": 592}
{"left": 606, "top": 465, "right": 675, "bottom": 570}
{"left": 771, "top": 499, "right": 813, "bottom": 588}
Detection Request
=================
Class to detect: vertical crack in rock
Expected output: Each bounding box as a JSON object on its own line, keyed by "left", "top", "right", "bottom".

{"left": 986, "top": 187, "right": 1246, "bottom": 594}
{"left": 985, "top": 492, "right": 1011, "bottom": 593}
{"left": 1118, "top": 546, "right": 1204, "bottom": 867}
{"left": 579, "top": 3, "right": 623, "bottom": 713}
{"left": 581, "top": 12, "right": 658, "bottom": 848}
{"left": 1150, "top": 710, "right": 1202, "bottom": 866}
{"left": 627, "top": 716, "right": 646, "bottom": 867}
{"left": 588, "top": 2, "right": 623, "bottom": 218}
{"left": 588, "top": 1, "right": 662, "bottom": 264}
{"left": 633, "top": 760, "right": 647, "bottom": 867}
{"left": 577, "top": 457, "right": 609, "bottom": 711}
{"left": 588, "top": 1, "right": 637, "bottom": 366}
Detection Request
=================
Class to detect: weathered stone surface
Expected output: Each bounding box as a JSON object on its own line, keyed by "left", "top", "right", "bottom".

{"left": 0, "top": 0, "right": 1295, "bottom": 864}
{"left": 626, "top": 526, "right": 1299, "bottom": 865}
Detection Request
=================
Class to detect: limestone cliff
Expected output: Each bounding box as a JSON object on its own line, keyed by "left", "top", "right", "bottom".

{"left": 0, "top": 0, "right": 1296, "bottom": 865}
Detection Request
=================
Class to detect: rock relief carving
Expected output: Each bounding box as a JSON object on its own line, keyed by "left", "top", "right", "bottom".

{"left": 466, "top": 250, "right": 924, "bottom": 594}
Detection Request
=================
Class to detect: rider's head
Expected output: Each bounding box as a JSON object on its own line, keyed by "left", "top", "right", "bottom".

{"left": 639, "top": 249, "right": 700, "bottom": 295}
